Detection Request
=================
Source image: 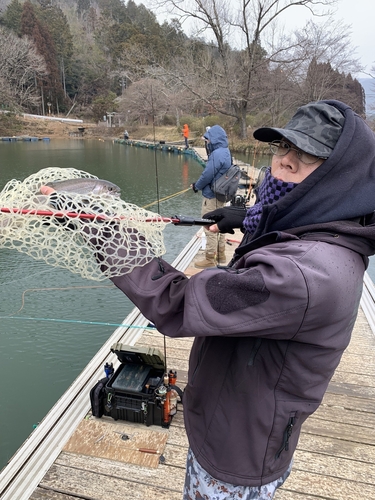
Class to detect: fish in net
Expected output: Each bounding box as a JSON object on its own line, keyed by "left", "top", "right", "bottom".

{"left": 0, "top": 167, "right": 166, "bottom": 281}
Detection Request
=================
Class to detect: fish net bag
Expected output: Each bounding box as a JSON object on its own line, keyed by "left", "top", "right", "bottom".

{"left": 0, "top": 167, "right": 166, "bottom": 281}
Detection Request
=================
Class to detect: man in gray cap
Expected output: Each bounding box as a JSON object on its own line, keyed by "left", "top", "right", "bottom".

{"left": 53, "top": 100, "right": 375, "bottom": 499}
{"left": 204, "top": 100, "right": 348, "bottom": 237}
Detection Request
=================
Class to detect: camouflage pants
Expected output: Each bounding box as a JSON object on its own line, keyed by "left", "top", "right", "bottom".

{"left": 183, "top": 448, "right": 293, "bottom": 500}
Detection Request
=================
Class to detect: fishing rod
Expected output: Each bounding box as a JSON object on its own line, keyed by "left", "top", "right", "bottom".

{"left": 0, "top": 207, "right": 214, "bottom": 226}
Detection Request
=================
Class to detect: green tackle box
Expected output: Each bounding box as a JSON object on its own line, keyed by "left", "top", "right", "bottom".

{"left": 103, "top": 343, "right": 167, "bottom": 427}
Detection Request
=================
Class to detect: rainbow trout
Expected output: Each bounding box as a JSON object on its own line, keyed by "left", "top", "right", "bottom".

{"left": 44, "top": 178, "right": 121, "bottom": 197}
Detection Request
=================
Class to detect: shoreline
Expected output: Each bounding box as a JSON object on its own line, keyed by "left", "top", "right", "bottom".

{"left": 0, "top": 116, "right": 262, "bottom": 154}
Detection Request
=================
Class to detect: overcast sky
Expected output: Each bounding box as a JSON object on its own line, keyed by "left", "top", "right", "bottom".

{"left": 143, "top": 0, "right": 373, "bottom": 79}
{"left": 337, "top": 0, "right": 374, "bottom": 77}
{"left": 275, "top": 0, "right": 374, "bottom": 78}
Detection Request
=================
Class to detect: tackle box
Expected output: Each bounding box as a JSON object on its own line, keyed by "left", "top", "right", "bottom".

{"left": 103, "top": 342, "right": 167, "bottom": 427}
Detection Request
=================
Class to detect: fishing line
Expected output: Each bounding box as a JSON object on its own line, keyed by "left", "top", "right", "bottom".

{"left": 3, "top": 284, "right": 115, "bottom": 316}
{"left": 151, "top": 85, "right": 161, "bottom": 216}
{"left": 151, "top": 84, "right": 167, "bottom": 368}
{"left": 0, "top": 315, "right": 156, "bottom": 330}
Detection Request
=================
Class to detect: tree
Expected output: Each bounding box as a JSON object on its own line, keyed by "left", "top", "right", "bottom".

{"left": 0, "top": 25, "right": 47, "bottom": 111}
{"left": 36, "top": 3, "right": 74, "bottom": 99}
{"left": 302, "top": 58, "right": 365, "bottom": 115}
{"left": 145, "top": 0, "right": 360, "bottom": 138}
{"left": 118, "top": 76, "right": 185, "bottom": 125}
{"left": 1, "top": 0, "right": 23, "bottom": 35}
{"left": 91, "top": 90, "right": 118, "bottom": 122}
{"left": 20, "top": 0, "right": 65, "bottom": 114}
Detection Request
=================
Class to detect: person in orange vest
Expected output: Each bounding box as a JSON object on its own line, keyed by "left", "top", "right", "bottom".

{"left": 182, "top": 123, "right": 190, "bottom": 149}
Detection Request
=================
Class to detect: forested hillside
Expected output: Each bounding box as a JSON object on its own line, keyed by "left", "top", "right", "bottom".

{"left": 0, "top": 0, "right": 369, "bottom": 138}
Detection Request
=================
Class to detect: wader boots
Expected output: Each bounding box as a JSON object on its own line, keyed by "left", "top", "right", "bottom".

{"left": 195, "top": 253, "right": 216, "bottom": 268}
{"left": 217, "top": 252, "right": 227, "bottom": 264}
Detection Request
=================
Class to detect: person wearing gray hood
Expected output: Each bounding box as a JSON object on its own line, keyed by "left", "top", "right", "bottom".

{"left": 47, "top": 100, "right": 375, "bottom": 499}
{"left": 190, "top": 124, "right": 232, "bottom": 267}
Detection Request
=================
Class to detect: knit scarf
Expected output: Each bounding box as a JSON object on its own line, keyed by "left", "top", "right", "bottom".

{"left": 243, "top": 167, "right": 298, "bottom": 235}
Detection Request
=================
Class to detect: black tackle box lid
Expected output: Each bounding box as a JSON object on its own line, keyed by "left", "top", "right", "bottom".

{"left": 110, "top": 342, "right": 165, "bottom": 371}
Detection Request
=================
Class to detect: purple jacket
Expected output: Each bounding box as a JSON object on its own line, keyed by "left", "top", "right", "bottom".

{"left": 110, "top": 224, "right": 373, "bottom": 486}
{"left": 102, "top": 101, "right": 375, "bottom": 486}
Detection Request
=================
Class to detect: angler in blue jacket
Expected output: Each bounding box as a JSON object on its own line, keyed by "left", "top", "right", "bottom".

{"left": 190, "top": 124, "right": 232, "bottom": 268}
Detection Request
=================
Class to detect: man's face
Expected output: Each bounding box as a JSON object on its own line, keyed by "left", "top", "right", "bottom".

{"left": 271, "top": 139, "right": 325, "bottom": 184}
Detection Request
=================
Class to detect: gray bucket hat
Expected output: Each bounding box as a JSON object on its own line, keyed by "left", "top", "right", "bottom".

{"left": 253, "top": 102, "right": 345, "bottom": 158}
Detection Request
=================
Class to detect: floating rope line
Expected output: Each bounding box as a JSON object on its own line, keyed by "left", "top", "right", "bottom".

{"left": 142, "top": 187, "right": 191, "bottom": 209}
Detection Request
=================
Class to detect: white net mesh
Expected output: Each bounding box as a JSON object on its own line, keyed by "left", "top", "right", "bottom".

{"left": 0, "top": 167, "right": 166, "bottom": 281}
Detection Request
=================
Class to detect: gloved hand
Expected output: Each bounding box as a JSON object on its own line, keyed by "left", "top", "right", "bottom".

{"left": 203, "top": 206, "right": 247, "bottom": 234}
{"left": 40, "top": 186, "right": 151, "bottom": 276}
{"left": 191, "top": 183, "right": 198, "bottom": 193}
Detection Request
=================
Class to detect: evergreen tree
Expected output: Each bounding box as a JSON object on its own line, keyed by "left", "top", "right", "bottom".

{"left": 304, "top": 59, "right": 365, "bottom": 116}
{"left": 36, "top": 3, "right": 74, "bottom": 99}
{"left": 1, "top": 0, "right": 23, "bottom": 35}
{"left": 21, "top": 0, "right": 65, "bottom": 113}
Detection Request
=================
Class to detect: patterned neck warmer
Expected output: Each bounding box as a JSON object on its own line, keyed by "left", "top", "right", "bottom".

{"left": 243, "top": 167, "right": 298, "bottom": 235}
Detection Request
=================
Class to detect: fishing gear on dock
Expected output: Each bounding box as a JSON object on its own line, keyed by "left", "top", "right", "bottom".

{"left": 91, "top": 343, "right": 183, "bottom": 428}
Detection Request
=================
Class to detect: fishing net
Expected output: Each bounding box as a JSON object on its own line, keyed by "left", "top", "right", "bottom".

{"left": 0, "top": 167, "right": 166, "bottom": 281}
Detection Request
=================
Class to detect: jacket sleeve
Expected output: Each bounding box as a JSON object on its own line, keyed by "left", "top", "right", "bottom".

{"left": 195, "top": 155, "right": 215, "bottom": 191}
{"left": 110, "top": 251, "right": 310, "bottom": 340}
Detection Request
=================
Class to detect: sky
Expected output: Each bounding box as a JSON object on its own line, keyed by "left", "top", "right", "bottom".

{"left": 143, "top": 0, "right": 374, "bottom": 79}
{"left": 301, "top": 0, "right": 374, "bottom": 78}
{"left": 337, "top": 0, "right": 374, "bottom": 77}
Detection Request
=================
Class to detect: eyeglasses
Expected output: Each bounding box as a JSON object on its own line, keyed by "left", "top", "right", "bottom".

{"left": 269, "top": 140, "right": 324, "bottom": 165}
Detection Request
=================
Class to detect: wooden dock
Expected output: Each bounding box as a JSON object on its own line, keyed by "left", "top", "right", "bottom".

{"left": 25, "top": 283, "right": 375, "bottom": 499}
{"left": 0, "top": 192, "right": 375, "bottom": 498}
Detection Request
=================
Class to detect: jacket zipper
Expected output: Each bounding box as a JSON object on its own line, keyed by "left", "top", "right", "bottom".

{"left": 275, "top": 413, "right": 297, "bottom": 459}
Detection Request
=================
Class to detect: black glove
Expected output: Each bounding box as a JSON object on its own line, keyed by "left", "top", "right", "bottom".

{"left": 203, "top": 206, "right": 247, "bottom": 234}
{"left": 191, "top": 183, "right": 198, "bottom": 193}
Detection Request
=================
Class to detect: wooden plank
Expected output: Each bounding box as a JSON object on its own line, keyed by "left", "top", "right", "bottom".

{"left": 330, "top": 371, "right": 375, "bottom": 388}
{"left": 39, "top": 462, "right": 184, "bottom": 500}
{"left": 30, "top": 488, "right": 79, "bottom": 500}
{"left": 276, "top": 490, "right": 321, "bottom": 500}
{"left": 63, "top": 418, "right": 168, "bottom": 468}
{"left": 320, "top": 392, "right": 375, "bottom": 413}
{"left": 137, "top": 332, "right": 193, "bottom": 350}
{"left": 298, "top": 432, "right": 375, "bottom": 463}
{"left": 294, "top": 449, "right": 375, "bottom": 483}
{"left": 333, "top": 356, "right": 375, "bottom": 376}
{"left": 326, "top": 380, "right": 375, "bottom": 397}
{"left": 276, "top": 467, "right": 375, "bottom": 500}
{"left": 302, "top": 415, "right": 375, "bottom": 445}
{"left": 312, "top": 402, "right": 375, "bottom": 428}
